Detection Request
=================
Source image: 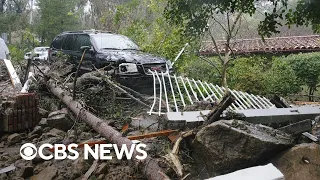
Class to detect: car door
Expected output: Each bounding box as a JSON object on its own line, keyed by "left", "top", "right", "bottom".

{"left": 73, "top": 34, "right": 95, "bottom": 67}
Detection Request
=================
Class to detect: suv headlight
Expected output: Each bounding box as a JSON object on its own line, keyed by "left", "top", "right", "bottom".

{"left": 119, "top": 63, "right": 138, "bottom": 73}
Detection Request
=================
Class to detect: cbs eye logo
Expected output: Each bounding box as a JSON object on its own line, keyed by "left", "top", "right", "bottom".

{"left": 20, "top": 143, "right": 37, "bottom": 160}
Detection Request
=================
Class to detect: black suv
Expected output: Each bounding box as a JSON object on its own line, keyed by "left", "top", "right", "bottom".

{"left": 49, "top": 30, "right": 172, "bottom": 80}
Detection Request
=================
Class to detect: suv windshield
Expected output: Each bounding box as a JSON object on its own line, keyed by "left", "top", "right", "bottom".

{"left": 91, "top": 34, "right": 139, "bottom": 51}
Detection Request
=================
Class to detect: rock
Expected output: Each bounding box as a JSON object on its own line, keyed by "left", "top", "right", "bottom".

{"left": 46, "top": 109, "right": 73, "bottom": 131}
{"left": 272, "top": 143, "right": 320, "bottom": 180}
{"left": 192, "top": 120, "right": 293, "bottom": 177}
{"left": 71, "top": 154, "right": 91, "bottom": 179}
{"left": 31, "top": 165, "right": 57, "bottom": 180}
{"left": 104, "top": 166, "right": 133, "bottom": 180}
{"left": 19, "top": 166, "right": 34, "bottom": 178}
{"left": 38, "top": 108, "right": 49, "bottom": 118}
{"left": 1, "top": 134, "right": 8, "bottom": 142}
{"left": 32, "top": 156, "right": 45, "bottom": 165}
{"left": 39, "top": 137, "right": 63, "bottom": 145}
{"left": 31, "top": 126, "right": 43, "bottom": 135}
{"left": 79, "top": 132, "right": 92, "bottom": 140}
{"left": 0, "top": 174, "right": 8, "bottom": 180}
{"left": 0, "top": 141, "right": 4, "bottom": 148}
{"left": 7, "top": 133, "right": 21, "bottom": 145}
{"left": 48, "top": 108, "right": 68, "bottom": 118}
{"left": 49, "top": 128, "right": 66, "bottom": 137}
{"left": 95, "top": 162, "right": 108, "bottom": 175}
{"left": 43, "top": 127, "right": 51, "bottom": 133}
{"left": 39, "top": 118, "right": 48, "bottom": 127}
{"left": 97, "top": 174, "right": 105, "bottom": 180}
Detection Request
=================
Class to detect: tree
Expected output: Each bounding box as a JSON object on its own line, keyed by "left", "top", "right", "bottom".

{"left": 111, "top": 0, "right": 196, "bottom": 68}
{"left": 287, "top": 53, "right": 320, "bottom": 101}
{"left": 165, "top": 1, "right": 258, "bottom": 87}
{"left": 35, "top": 0, "right": 83, "bottom": 44}
{"left": 164, "top": 0, "right": 320, "bottom": 87}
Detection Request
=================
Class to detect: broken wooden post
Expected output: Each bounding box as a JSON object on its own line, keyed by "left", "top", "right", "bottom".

{"left": 205, "top": 91, "right": 235, "bottom": 125}
{"left": 270, "top": 95, "right": 290, "bottom": 108}
{"left": 46, "top": 80, "right": 170, "bottom": 180}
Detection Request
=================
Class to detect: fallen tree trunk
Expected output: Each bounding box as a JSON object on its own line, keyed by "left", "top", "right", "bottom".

{"left": 46, "top": 80, "right": 170, "bottom": 180}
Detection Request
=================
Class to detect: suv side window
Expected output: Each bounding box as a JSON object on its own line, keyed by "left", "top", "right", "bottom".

{"left": 51, "top": 35, "right": 64, "bottom": 49}
{"left": 62, "top": 34, "right": 75, "bottom": 51}
{"left": 74, "top": 34, "right": 92, "bottom": 52}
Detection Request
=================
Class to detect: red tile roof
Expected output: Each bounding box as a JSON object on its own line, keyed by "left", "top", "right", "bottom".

{"left": 200, "top": 35, "right": 320, "bottom": 55}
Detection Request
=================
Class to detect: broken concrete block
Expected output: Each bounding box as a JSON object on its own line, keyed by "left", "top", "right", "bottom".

{"left": 46, "top": 109, "right": 73, "bottom": 131}
{"left": 272, "top": 143, "right": 320, "bottom": 180}
{"left": 230, "top": 106, "right": 320, "bottom": 126}
{"left": 205, "top": 163, "right": 284, "bottom": 180}
{"left": 192, "top": 120, "right": 293, "bottom": 177}
{"left": 278, "top": 119, "right": 312, "bottom": 136}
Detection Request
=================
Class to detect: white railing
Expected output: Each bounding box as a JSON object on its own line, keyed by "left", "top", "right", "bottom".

{"left": 148, "top": 70, "right": 275, "bottom": 115}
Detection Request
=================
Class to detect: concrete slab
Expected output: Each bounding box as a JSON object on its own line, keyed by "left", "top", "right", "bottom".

{"left": 228, "top": 106, "right": 320, "bottom": 125}
{"left": 205, "top": 163, "right": 284, "bottom": 180}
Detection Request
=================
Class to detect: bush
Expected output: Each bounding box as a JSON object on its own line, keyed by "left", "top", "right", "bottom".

{"left": 264, "top": 58, "right": 302, "bottom": 96}
{"left": 8, "top": 45, "right": 25, "bottom": 62}
{"left": 228, "top": 56, "right": 267, "bottom": 95}
{"left": 179, "top": 57, "right": 221, "bottom": 85}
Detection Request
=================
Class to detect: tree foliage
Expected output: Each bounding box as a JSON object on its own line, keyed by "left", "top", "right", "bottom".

{"left": 264, "top": 58, "right": 301, "bottom": 96}
{"left": 165, "top": 0, "right": 320, "bottom": 38}
{"left": 228, "top": 57, "right": 268, "bottom": 95}
{"left": 35, "top": 0, "right": 83, "bottom": 44}
{"left": 113, "top": 0, "right": 197, "bottom": 68}
{"left": 287, "top": 52, "right": 320, "bottom": 100}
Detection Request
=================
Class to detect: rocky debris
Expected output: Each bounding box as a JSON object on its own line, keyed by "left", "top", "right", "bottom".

{"left": 191, "top": 120, "right": 293, "bottom": 177}
{"left": 38, "top": 108, "right": 49, "bottom": 118}
{"left": 7, "top": 133, "right": 21, "bottom": 145}
{"left": 31, "top": 165, "right": 58, "bottom": 180}
{"left": 46, "top": 108, "right": 74, "bottom": 131}
{"left": 272, "top": 143, "right": 320, "bottom": 180}
{"left": 49, "top": 128, "right": 66, "bottom": 137}
{"left": 104, "top": 166, "right": 134, "bottom": 180}
{"left": 18, "top": 166, "right": 34, "bottom": 178}
{"left": 95, "top": 162, "right": 108, "bottom": 175}
{"left": 38, "top": 118, "right": 48, "bottom": 127}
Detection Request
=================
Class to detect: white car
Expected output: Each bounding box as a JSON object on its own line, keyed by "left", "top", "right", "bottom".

{"left": 24, "top": 47, "right": 50, "bottom": 61}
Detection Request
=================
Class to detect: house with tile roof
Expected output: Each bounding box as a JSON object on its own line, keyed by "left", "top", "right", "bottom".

{"left": 200, "top": 35, "right": 320, "bottom": 56}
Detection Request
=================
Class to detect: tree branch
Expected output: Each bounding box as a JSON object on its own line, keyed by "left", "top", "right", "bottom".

{"left": 198, "top": 56, "right": 221, "bottom": 75}
{"left": 208, "top": 28, "right": 224, "bottom": 64}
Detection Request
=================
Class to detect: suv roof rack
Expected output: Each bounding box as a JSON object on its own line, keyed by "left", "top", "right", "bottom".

{"left": 62, "top": 29, "right": 112, "bottom": 34}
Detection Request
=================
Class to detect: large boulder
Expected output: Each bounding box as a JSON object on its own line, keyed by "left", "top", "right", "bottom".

{"left": 191, "top": 120, "right": 293, "bottom": 178}
{"left": 272, "top": 143, "right": 320, "bottom": 180}
{"left": 46, "top": 109, "right": 73, "bottom": 131}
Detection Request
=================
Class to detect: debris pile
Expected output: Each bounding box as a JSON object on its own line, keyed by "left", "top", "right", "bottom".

{"left": 0, "top": 59, "right": 320, "bottom": 180}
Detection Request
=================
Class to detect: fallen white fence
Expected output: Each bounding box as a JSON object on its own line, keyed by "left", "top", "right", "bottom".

{"left": 147, "top": 69, "right": 275, "bottom": 116}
